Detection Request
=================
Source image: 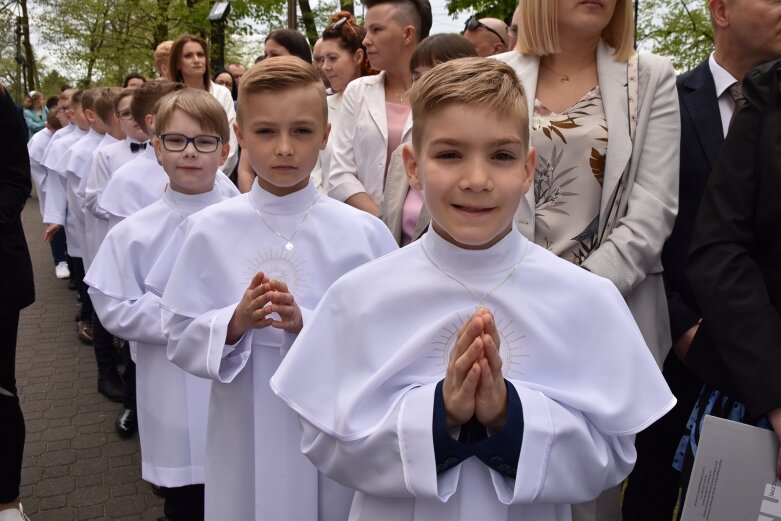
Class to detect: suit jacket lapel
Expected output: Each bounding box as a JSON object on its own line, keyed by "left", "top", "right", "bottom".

{"left": 597, "top": 41, "right": 632, "bottom": 227}
{"left": 366, "top": 72, "right": 388, "bottom": 142}
{"left": 681, "top": 61, "right": 723, "bottom": 169}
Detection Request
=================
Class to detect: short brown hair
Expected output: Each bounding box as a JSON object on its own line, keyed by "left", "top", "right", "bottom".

{"left": 94, "top": 87, "right": 121, "bottom": 124}
{"left": 70, "top": 90, "right": 84, "bottom": 106}
{"left": 169, "top": 35, "right": 211, "bottom": 90}
{"left": 81, "top": 88, "right": 100, "bottom": 113}
{"left": 154, "top": 88, "right": 230, "bottom": 142}
{"left": 58, "top": 89, "right": 75, "bottom": 102}
{"left": 237, "top": 56, "right": 327, "bottom": 124}
{"left": 130, "top": 80, "right": 185, "bottom": 134}
{"left": 517, "top": 0, "right": 634, "bottom": 61}
{"left": 46, "top": 109, "right": 63, "bottom": 131}
{"left": 409, "top": 33, "right": 477, "bottom": 72}
{"left": 408, "top": 57, "right": 529, "bottom": 149}
{"left": 113, "top": 88, "right": 135, "bottom": 112}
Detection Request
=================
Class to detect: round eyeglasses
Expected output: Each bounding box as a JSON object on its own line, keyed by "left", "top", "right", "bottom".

{"left": 158, "top": 133, "right": 222, "bottom": 153}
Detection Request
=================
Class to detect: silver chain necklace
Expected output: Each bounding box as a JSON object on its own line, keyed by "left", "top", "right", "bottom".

{"left": 249, "top": 194, "right": 319, "bottom": 251}
{"left": 420, "top": 241, "right": 523, "bottom": 311}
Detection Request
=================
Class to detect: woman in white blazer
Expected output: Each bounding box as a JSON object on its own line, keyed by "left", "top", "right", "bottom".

{"left": 496, "top": 1, "right": 679, "bottom": 519}
{"left": 327, "top": 0, "right": 431, "bottom": 216}
{"left": 169, "top": 34, "right": 239, "bottom": 175}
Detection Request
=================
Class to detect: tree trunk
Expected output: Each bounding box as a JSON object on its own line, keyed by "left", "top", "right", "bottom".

{"left": 298, "top": 0, "right": 317, "bottom": 47}
{"left": 19, "top": 0, "right": 37, "bottom": 91}
{"left": 340, "top": 0, "right": 354, "bottom": 15}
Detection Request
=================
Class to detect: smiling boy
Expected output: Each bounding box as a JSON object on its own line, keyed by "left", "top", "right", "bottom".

{"left": 271, "top": 58, "right": 675, "bottom": 521}
{"left": 159, "top": 56, "right": 397, "bottom": 521}
{"left": 85, "top": 89, "right": 239, "bottom": 521}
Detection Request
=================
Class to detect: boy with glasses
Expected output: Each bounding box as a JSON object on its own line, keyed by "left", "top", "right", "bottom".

{"left": 86, "top": 89, "right": 239, "bottom": 521}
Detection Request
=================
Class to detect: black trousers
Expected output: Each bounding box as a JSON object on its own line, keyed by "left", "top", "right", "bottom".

{"left": 92, "top": 311, "right": 117, "bottom": 378}
{"left": 72, "top": 257, "right": 93, "bottom": 322}
{"left": 49, "top": 226, "right": 67, "bottom": 265}
{"left": 164, "top": 484, "right": 205, "bottom": 521}
{"left": 121, "top": 343, "right": 136, "bottom": 411}
{"left": 0, "top": 312, "right": 25, "bottom": 503}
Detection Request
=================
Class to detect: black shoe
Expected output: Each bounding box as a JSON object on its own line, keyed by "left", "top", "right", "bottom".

{"left": 68, "top": 279, "right": 77, "bottom": 290}
{"left": 115, "top": 408, "right": 136, "bottom": 439}
{"left": 151, "top": 484, "right": 167, "bottom": 497}
{"left": 97, "top": 375, "right": 125, "bottom": 402}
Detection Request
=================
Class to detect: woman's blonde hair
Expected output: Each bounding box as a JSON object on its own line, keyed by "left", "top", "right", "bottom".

{"left": 516, "top": 0, "right": 634, "bottom": 62}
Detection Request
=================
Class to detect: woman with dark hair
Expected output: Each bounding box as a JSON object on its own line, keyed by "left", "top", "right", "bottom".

{"left": 263, "top": 28, "right": 312, "bottom": 63}
{"left": 123, "top": 72, "right": 146, "bottom": 88}
{"left": 168, "top": 34, "right": 238, "bottom": 173}
{"left": 213, "top": 68, "right": 237, "bottom": 101}
{"left": 380, "top": 33, "right": 476, "bottom": 245}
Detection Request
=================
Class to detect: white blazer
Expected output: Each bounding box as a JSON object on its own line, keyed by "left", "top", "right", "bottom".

{"left": 496, "top": 41, "right": 681, "bottom": 366}
{"left": 327, "top": 71, "right": 413, "bottom": 204}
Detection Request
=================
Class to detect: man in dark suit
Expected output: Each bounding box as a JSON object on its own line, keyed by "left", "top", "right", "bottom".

{"left": 0, "top": 84, "right": 36, "bottom": 520}
{"left": 623, "top": 1, "right": 781, "bottom": 519}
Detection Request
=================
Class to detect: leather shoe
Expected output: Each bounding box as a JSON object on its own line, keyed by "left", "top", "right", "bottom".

{"left": 115, "top": 408, "right": 136, "bottom": 439}
{"left": 68, "top": 279, "right": 77, "bottom": 290}
{"left": 97, "top": 375, "right": 124, "bottom": 402}
{"left": 77, "top": 321, "right": 93, "bottom": 344}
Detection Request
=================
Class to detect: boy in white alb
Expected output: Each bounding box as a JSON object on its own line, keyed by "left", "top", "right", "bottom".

{"left": 160, "top": 57, "right": 397, "bottom": 521}
{"left": 85, "top": 89, "right": 238, "bottom": 521}
{"left": 98, "top": 81, "right": 238, "bottom": 231}
{"left": 271, "top": 58, "right": 675, "bottom": 521}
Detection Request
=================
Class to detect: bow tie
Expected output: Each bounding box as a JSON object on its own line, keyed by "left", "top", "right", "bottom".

{"left": 130, "top": 142, "right": 148, "bottom": 152}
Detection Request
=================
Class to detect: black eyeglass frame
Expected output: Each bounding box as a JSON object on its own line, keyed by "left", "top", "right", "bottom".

{"left": 463, "top": 16, "right": 507, "bottom": 46}
{"left": 158, "top": 133, "right": 223, "bottom": 153}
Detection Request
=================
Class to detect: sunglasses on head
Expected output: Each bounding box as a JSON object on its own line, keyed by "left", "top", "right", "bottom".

{"left": 463, "top": 16, "right": 506, "bottom": 46}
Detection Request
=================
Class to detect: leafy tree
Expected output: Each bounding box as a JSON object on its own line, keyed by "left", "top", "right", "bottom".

{"left": 636, "top": 0, "right": 712, "bottom": 71}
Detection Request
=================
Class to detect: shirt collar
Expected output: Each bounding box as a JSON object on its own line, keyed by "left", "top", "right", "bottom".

{"left": 709, "top": 52, "right": 738, "bottom": 98}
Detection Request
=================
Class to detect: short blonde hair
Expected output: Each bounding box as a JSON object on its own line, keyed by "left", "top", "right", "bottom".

{"left": 408, "top": 57, "right": 529, "bottom": 150}
{"left": 155, "top": 41, "right": 173, "bottom": 69}
{"left": 237, "top": 56, "right": 327, "bottom": 125}
{"left": 154, "top": 88, "right": 230, "bottom": 142}
{"left": 516, "top": 0, "right": 635, "bottom": 62}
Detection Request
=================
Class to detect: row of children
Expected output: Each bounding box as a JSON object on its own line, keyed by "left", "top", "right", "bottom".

{"left": 38, "top": 46, "right": 671, "bottom": 520}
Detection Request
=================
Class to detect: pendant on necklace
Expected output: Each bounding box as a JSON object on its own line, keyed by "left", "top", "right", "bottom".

{"left": 476, "top": 303, "right": 487, "bottom": 312}
{"left": 560, "top": 74, "right": 570, "bottom": 84}
{"left": 285, "top": 242, "right": 294, "bottom": 251}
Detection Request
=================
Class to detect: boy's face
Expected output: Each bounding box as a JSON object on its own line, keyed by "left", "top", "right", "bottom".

{"left": 57, "top": 99, "right": 71, "bottom": 127}
{"left": 153, "top": 109, "right": 229, "bottom": 195}
{"left": 235, "top": 85, "right": 329, "bottom": 197}
{"left": 71, "top": 103, "right": 90, "bottom": 131}
{"left": 403, "top": 103, "right": 536, "bottom": 250}
{"left": 116, "top": 96, "right": 149, "bottom": 142}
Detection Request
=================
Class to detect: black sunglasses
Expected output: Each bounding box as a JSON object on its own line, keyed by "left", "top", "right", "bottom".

{"left": 463, "top": 16, "right": 506, "bottom": 46}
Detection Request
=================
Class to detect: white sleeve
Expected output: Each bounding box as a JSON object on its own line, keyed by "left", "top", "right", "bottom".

{"left": 42, "top": 171, "right": 67, "bottom": 225}
{"left": 88, "top": 288, "right": 167, "bottom": 346}
{"left": 326, "top": 84, "right": 368, "bottom": 202}
{"left": 298, "top": 381, "right": 636, "bottom": 506}
{"left": 83, "top": 151, "right": 111, "bottom": 219}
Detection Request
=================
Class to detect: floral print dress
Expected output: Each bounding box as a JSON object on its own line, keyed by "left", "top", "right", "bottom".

{"left": 532, "top": 86, "right": 608, "bottom": 266}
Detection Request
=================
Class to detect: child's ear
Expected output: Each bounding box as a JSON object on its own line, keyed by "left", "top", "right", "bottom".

{"left": 152, "top": 135, "right": 164, "bottom": 165}
{"left": 145, "top": 114, "right": 155, "bottom": 137}
{"left": 320, "top": 121, "right": 330, "bottom": 151}
{"left": 402, "top": 142, "right": 423, "bottom": 191}
{"left": 234, "top": 121, "right": 246, "bottom": 149}
{"left": 520, "top": 146, "right": 537, "bottom": 195}
{"left": 220, "top": 141, "right": 231, "bottom": 165}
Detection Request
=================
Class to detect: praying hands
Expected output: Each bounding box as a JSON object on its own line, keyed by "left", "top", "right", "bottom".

{"left": 226, "top": 271, "right": 304, "bottom": 344}
{"left": 443, "top": 308, "right": 508, "bottom": 431}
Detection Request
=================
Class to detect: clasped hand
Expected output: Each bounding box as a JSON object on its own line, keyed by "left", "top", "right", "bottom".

{"left": 226, "top": 271, "right": 303, "bottom": 344}
{"left": 443, "top": 308, "right": 508, "bottom": 431}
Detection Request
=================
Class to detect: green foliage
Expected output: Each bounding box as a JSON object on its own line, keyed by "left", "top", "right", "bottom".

{"left": 39, "top": 70, "right": 73, "bottom": 97}
{"left": 445, "top": 0, "right": 516, "bottom": 24}
{"left": 637, "top": 0, "right": 712, "bottom": 71}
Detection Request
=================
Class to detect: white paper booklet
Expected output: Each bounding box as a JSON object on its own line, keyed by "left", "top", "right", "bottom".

{"left": 681, "top": 415, "right": 781, "bottom": 521}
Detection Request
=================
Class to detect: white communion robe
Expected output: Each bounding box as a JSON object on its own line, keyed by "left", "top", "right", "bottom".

{"left": 41, "top": 125, "right": 87, "bottom": 228}
{"left": 85, "top": 184, "right": 234, "bottom": 487}
{"left": 78, "top": 137, "right": 144, "bottom": 269}
{"left": 98, "top": 145, "right": 239, "bottom": 230}
{"left": 61, "top": 128, "right": 105, "bottom": 258}
{"left": 271, "top": 227, "right": 676, "bottom": 521}
{"left": 27, "top": 127, "right": 54, "bottom": 219}
{"left": 158, "top": 181, "right": 398, "bottom": 521}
